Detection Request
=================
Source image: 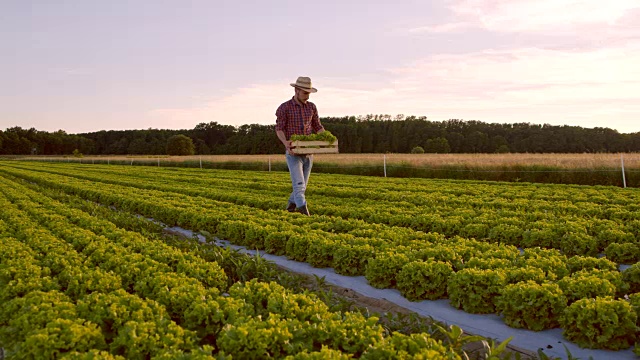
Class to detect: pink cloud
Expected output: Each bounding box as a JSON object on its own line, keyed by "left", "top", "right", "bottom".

{"left": 416, "top": 0, "right": 639, "bottom": 37}
{"left": 149, "top": 43, "right": 640, "bottom": 133}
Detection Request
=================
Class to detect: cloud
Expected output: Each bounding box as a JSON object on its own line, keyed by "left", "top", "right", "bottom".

{"left": 413, "top": 0, "right": 639, "bottom": 37}
{"left": 148, "top": 41, "right": 640, "bottom": 133}
{"left": 150, "top": 83, "right": 292, "bottom": 128}
{"left": 408, "top": 22, "right": 475, "bottom": 34}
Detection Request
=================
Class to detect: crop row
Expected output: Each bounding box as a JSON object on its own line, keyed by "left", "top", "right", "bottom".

{"left": 14, "top": 161, "right": 640, "bottom": 215}
{"left": 0, "top": 165, "right": 637, "bottom": 294}
{"left": 1, "top": 163, "right": 639, "bottom": 352}
{"left": 0, "top": 177, "right": 465, "bottom": 358}
{"left": 5, "top": 162, "right": 639, "bottom": 262}
{"left": 1, "top": 164, "right": 638, "bottom": 268}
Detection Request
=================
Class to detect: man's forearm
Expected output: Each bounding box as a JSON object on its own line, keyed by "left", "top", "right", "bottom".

{"left": 276, "top": 130, "right": 292, "bottom": 153}
{"left": 276, "top": 130, "right": 287, "bottom": 145}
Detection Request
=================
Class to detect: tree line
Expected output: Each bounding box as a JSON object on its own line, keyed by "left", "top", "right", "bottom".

{"left": 1, "top": 115, "right": 639, "bottom": 155}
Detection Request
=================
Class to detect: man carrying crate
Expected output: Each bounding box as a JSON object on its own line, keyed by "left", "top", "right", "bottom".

{"left": 275, "top": 76, "right": 326, "bottom": 216}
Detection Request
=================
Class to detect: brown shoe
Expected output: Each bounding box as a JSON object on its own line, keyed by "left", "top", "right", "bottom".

{"left": 295, "top": 204, "right": 310, "bottom": 216}
{"left": 286, "top": 202, "right": 297, "bottom": 212}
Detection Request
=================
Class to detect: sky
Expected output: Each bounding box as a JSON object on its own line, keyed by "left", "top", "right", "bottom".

{"left": 1, "top": 0, "right": 639, "bottom": 134}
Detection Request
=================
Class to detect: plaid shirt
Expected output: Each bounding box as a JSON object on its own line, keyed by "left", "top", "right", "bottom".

{"left": 275, "top": 97, "right": 324, "bottom": 140}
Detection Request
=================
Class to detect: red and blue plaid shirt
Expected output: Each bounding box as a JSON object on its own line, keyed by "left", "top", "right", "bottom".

{"left": 275, "top": 97, "right": 324, "bottom": 140}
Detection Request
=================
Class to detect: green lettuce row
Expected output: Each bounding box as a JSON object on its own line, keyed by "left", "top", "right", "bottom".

{"left": 14, "top": 160, "right": 640, "bottom": 231}
{"left": 14, "top": 161, "right": 638, "bottom": 217}
{"left": 5, "top": 162, "right": 639, "bottom": 257}
{"left": 0, "top": 192, "right": 123, "bottom": 301}
{"left": 1, "top": 165, "right": 608, "bottom": 272}
{"left": 2, "top": 167, "right": 633, "bottom": 303}
{"left": 3, "top": 167, "right": 634, "bottom": 296}
{"left": 0, "top": 176, "right": 462, "bottom": 356}
{"left": 0, "top": 215, "right": 199, "bottom": 358}
{"left": 0, "top": 177, "right": 228, "bottom": 291}
{"left": 5, "top": 167, "right": 640, "bottom": 348}
{"left": 0, "top": 166, "right": 494, "bottom": 261}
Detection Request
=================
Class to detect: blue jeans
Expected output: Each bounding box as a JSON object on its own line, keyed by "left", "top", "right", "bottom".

{"left": 286, "top": 153, "right": 313, "bottom": 207}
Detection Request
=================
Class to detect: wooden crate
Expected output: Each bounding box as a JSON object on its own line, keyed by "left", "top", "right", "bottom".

{"left": 291, "top": 140, "right": 339, "bottom": 154}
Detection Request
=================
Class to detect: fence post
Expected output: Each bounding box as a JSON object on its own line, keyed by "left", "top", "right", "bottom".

{"left": 621, "top": 153, "right": 627, "bottom": 188}
{"left": 200, "top": 156, "right": 202, "bottom": 169}
{"left": 131, "top": 159, "right": 133, "bottom": 166}
{"left": 158, "top": 157, "right": 160, "bottom": 167}
{"left": 269, "top": 156, "right": 271, "bottom": 172}
{"left": 383, "top": 154, "right": 387, "bottom": 177}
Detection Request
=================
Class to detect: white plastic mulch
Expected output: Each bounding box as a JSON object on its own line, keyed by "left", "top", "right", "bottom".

{"left": 167, "top": 226, "right": 636, "bottom": 360}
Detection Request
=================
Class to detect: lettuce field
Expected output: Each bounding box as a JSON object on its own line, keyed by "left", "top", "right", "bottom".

{"left": 0, "top": 161, "right": 639, "bottom": 358}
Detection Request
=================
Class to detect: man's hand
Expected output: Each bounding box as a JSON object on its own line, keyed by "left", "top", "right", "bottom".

{"left": 285, "top": 140, "right": 296, "bottom": 154}
{"left": 276, "top": 130, "right": 294, "bottom": 154}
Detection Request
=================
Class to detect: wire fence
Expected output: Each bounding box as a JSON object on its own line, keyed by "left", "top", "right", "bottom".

{"left": 4, "top": 154, "right": 639, "bottom": 188}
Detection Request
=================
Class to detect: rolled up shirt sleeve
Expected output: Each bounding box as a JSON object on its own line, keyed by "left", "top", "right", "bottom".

{"left": 311, "top": 103, "right": 324, "bottom": 133}
{"left": 275, "top": 104, "right": 287, "bottom": 133}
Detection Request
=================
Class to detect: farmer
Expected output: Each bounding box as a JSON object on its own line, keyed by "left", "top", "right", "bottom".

{"left": 275, "top": 76, "right": 325, "bottom": 216}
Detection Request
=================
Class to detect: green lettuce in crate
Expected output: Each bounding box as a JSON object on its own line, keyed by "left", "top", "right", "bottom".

{"left": 496, "top": 281, "right": 567, "bottom": 331}
{"left": 560, "top": 297, "right": 637, "bottom": 350}
{"left": 290, "top": 131, "right": 337, "bottom": 144}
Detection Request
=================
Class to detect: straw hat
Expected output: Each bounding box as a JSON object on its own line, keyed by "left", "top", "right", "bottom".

{"left": 290, "top": 76, "right": 318, "bottom": 93}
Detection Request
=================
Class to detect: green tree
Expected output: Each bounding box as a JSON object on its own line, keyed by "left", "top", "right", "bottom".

{"left": 166, "top": 134, "right": 195, "bottom": 155}
{"left": 411, "top": 146, "right": 425, "bottom": 154}
{"left": 465, "top": 131, "right": 489, "bottom": 153}
{"left": 127, "top": 138, "right": 148, "bottom": 155}
{"left": 425, "top": 137, "right": 451, "bottom": 153}
{"left": 445, "top": 132, "right": 465, "bottom": 153}
{"left": 489, "top": 135, "right": 509, "bottom": 153}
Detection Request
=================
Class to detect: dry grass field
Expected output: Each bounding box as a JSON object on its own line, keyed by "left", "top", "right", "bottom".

{"left": 16, "top": 152, "right": 640, "bottom": 169}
